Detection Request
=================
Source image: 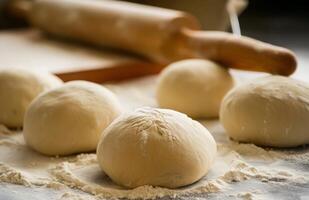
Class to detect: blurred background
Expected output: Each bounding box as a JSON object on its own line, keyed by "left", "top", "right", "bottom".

{"left": 2, "top": 0, "right": 308, "bottom": 41}
{"left": 239, "top": 0, "right": 309, "bottom": 80}
{"left": 0, "top": 0, "right": 308, "bottom": 80}
{"left": 240, "top": 0, "right": 309, "bottom": 50}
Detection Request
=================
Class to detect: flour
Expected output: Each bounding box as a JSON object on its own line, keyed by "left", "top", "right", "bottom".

{"left": 60, "top": 192, "right": 96, "bottom": 200}
{"left": 1, "top": 135, "right": 306, "bottom": 199}
{"left": 219, "top": 142, "right": 281, "bottom": 160}
{"left": 236, "top": 192, "right": 255, "bottom": 200}
{"left": 0, "top": 163, "right": 31, "bottom": 186}
{"left": 218, "top": 142, "right": 309, "bottom": 184}
{"left": 0, "top": 160, "right": 67, "bottom": 190}
{"left": 0, "top": 124, "right": 13, "bottom": 135}
{"left": 220, "top": 161, "right": 306, "bottom": 184}
{"left": 45, "top": 142, "right": 308, "bottom": 199}
{"left": 50, "top": 155, "right": 222, "bottom": 199}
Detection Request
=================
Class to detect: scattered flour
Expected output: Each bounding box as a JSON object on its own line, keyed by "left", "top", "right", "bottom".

{"left": 0, "top": 163, "right": 31, "bottom": 186}
{"left": 59, "top": 192, "right": 97, "bottom": 200}
{"left": 1, "top": 132, "right": 308, "bottom": 199}
{"left": 220, "top": 161, "right": 306, "bottom": 184}
{"left": 0, "top": 124, "right": 13, "bottom": 135}
{"left": 236, "top": 192, "right": 255, "bottom": 200}
{"left": 49, "top": 154, "right": 221, "bottom": 199}
{"left": 45, "top": 143, "right": 308, "bottom": 199}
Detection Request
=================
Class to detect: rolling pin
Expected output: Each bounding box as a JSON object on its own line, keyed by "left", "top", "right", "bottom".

{"left": 8, "top": 0, "right": 297, "bottom": 75}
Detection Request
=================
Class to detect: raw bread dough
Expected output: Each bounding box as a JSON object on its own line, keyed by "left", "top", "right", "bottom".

{"left": 23, "top": 81, "right": 122, "bottom": 156}
{"left": 97, "top": 107, "right": 217, "bottom": 188}
{"left": 156, "top": 59, "right": 234, "bottom": 118}
{"left": 220, "top": 76, "right": 309, "bottom": 147}
{"left": 0, "top": 68, "right": 63, "bottom": 128}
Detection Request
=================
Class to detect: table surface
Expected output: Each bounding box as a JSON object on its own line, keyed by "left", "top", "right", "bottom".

{"left": 1, "top": 20, "right": 309, "bottom": 200}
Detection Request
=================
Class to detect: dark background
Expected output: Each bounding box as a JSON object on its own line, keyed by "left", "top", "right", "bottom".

{"left": 1, "top": 0, "right": 309, "bottom": 48}
{"left": 239, "top": 0, "right": 309, "bottom": 49}
{"left": 1, "top": 0, "right": 308, "bottom": 60}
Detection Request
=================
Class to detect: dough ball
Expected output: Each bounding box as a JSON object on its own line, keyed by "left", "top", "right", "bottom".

{"left": 220, "top": 76, "right": 309, "bottom": 147}
{"left": 156, "top": 59, "right": 234, "bottom": 118}
{"left": 97, "top": 107, "right": 217, "bottom": 188}
{"left": 0, "top": 68, "right": 63, "bottom": 128}
{"left": 24, "top": 81, "right": 122, "bottom": 156}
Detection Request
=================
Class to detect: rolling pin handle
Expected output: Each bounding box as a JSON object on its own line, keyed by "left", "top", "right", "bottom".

{"left": 181, "top": 29, "right": 297, "bottom": 76}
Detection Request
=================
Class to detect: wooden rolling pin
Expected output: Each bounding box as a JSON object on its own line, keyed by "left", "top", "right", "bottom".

{"left": 8, "top": 0, "right": 297, "bottom": 75}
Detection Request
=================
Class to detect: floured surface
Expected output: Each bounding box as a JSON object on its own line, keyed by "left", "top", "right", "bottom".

{"left": 1, "top": 71, "right": 309, "bottom": 199}
{"left": 0, "top": 30, "right": 138, "bottom": 73}
{"left": 0, "top": 30, "right": 163, "bottom": 83}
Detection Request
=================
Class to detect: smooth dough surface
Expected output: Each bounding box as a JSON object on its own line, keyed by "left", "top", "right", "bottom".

{"left": 156, "top": 59, "right": 234, "bottom": 118}
{"left": 24, "top": 81, "right": 122, "bottom": 156}
{"left": 0, "top": 68, "right": 63, "bottom": 127}
{"left": 97, "top": 107, "right": 217, "bottom": 188}
{"left": 220, "top": 76, "right": 309, "bottom": 147}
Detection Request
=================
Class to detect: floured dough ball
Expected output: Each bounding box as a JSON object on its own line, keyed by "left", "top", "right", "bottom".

{"left": 156, "top": 59, "right": 234, "bottom": 118}
{"left": 24, "top": 81, "right": 122, "bottom": 156}
{"left": 97, "top": 107, "right": 217, "bottom": 188}
{"left": 220, "top": 76, "right": 309, "bottom": 147}
{"left": 0, "top": 68, "right": 63, "bottom": 128}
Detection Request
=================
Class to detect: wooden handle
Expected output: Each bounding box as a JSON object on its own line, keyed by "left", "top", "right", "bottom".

{"left": 181, "top": 29, "right": 297, "bottom": 75}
